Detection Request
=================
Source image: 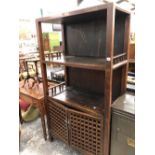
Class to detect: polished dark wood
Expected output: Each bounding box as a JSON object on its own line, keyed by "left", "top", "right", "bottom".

{"left": 36, "top": 3, "right": 131, "bottom": 155}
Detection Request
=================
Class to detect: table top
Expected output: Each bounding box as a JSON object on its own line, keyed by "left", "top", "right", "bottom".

{"left": 19, "top": 80, "right": 57, "bottom": 100}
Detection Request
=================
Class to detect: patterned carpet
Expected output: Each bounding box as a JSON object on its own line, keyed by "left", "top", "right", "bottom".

{"left": 19, "top": 117, "right": 81, "bottom": 155}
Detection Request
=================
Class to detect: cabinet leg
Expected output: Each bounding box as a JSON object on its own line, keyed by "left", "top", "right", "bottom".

{"left": 48, "top": 134, "right": 54, "bottom": 142}
{"left": 40, "top": 115, "right": 47, "bottom": 140}
{"left": 39, "top": 103, "right": 47, "bottom": 140}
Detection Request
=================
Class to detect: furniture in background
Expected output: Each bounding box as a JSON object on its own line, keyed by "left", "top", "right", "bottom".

{"left": 44, "top": 46, "right": 63, "bottom": 60}
{"left": 36, "top": 3, "right": 130, "bottom": 155}
{"left": 50, "top": 67, "right": 65, "bottom": 83}
{"left": 128, "top": 43, "right": 135, "bottom": 73}
{"left": 127, "top": 71, "right": 135, "bottom": 92}
{"left": 42, "top": 32, "right": 60, "bottom": 51}
{"left": 22, "top": 58, "right": 41, "bottom": 88}
{"left": 19, "top": 53, "right": 40, "bottom": 81}
{"left": 110, "top": 92, "right": 135, "bottom": 155}
{"left": 19, "top": 81, "right": 57, "bottom": 140}
{"left": 127, "top": 43, "right": 135, "bottom": 92}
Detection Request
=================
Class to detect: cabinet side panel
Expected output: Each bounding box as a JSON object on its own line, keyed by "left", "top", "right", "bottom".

{"left": 114, "top": 11, "right": 127, "bottom": 55}
{"left": 112, "top": 67, "right": 123, "bottom": 101}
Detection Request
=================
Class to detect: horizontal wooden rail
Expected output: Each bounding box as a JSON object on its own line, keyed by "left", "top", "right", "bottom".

{"left": 50, "top": 82, "right": 65, "bottom": 96}
{"left": 113, "top": 53, "right": 126, "bottom": 59}
{"left": 113, "top": 53, "right": 127, "bottom": 65}
{"left": 113, "top": 60, "right": 128, "bottom": 69}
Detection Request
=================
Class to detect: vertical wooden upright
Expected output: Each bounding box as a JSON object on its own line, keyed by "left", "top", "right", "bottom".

{"left": 61, "top": 24, "right": 69, "bottom": 86}
{"left": 121, "top": 14, "right": 131, "bottom": 94}
{"left": 104, "top": 3, "right": 115, "bottom": 155}
{"left": 36, "top": 21, "right": 48, "bottom": 96}
{"left": 36, "top": 20, "right": 53, "bottom": 140}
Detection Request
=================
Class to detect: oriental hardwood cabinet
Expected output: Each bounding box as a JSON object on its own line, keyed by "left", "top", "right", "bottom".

{"left": 36, "top": 3, "right": 130, "bottom": 155}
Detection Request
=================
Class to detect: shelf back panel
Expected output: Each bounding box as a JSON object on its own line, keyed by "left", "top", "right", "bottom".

{"left": 65, "top": 11, "right": 107, "bottom": 58}
{"left": 68, "top": 67, "right": 105, "bottom": 95}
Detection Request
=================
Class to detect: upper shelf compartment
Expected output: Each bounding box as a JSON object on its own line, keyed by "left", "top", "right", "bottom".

{"left": 64, "top": 10, "right": 107, "bottom": 58}
{"left": 37, "top": 3, "right": 130, "bottom": 61}
{"left": 44, "top": 56, "right": 106, "bottom": 71}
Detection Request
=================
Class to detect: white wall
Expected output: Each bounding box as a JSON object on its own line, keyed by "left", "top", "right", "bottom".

{"left": 19, "top": 0, "right": 77, "bottom": 19}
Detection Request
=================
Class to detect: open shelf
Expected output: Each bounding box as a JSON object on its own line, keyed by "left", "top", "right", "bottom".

{"left": 48, "top": 86, "right": 105, "bottom": 116}
{"left": 44, "top": 56, "right": 106, "bottom": 70}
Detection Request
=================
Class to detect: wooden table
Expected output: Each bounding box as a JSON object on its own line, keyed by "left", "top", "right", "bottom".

{"left": 19, "top": 80, "right": 56, "bottom": 140}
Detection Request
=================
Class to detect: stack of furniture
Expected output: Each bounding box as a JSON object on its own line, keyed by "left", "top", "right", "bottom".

{"left": 36, "top": 3, "right": 130, "bottom": 155}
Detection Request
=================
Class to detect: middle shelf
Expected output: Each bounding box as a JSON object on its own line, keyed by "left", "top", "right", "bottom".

{"left": 44, "top": 54, "right": 128, "bottom": 71}
{"left": 48, "top": 86, "right": 105, "bottom": 116}
{"left": 44, "top": 56, "right": 106, "bottom": 71}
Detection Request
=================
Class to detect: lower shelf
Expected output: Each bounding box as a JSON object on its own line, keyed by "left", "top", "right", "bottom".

{"left": 48, "top": 86, "right": 105, "bottom": 116}
{"left": 46, "top": 99, "right": 104, "bottom": 155}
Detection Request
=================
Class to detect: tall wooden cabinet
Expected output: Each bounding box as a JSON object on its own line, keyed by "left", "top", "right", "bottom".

{"left": 36, "top": 3, "right": 130, "bottom": 155}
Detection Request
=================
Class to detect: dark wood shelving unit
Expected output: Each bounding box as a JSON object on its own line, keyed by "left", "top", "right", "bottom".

{"left": 36, "top": 3, "right": 130, "bottom": 155}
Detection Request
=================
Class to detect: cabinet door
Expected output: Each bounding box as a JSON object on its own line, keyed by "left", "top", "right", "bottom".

{"left": 110, "top": 112, "right": 135, "bottom": 155}
{"left": 68, "top": 109, "right": 103, "bottom": 155}
{"left": 47, "top": 99, "right": 69, "bottom": 144}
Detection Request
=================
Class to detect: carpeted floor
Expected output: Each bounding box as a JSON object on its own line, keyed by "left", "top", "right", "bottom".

{"left": 19, "top": 117, "right": 81, "bottom": 155}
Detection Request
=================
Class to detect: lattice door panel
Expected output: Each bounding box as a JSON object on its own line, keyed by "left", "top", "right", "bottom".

{"left": 47, "top": 100, "right": 68, "bottom": 143}
{"left": 68, "top": 109, "right": 103, "bottom": 155}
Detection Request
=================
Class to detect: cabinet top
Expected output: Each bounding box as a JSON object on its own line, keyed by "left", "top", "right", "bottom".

{"left": 36, "top": 3, "right": 130, "bottom": 24}
{"left": 112, "top": 93, "right": 135, "bottom": 116}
